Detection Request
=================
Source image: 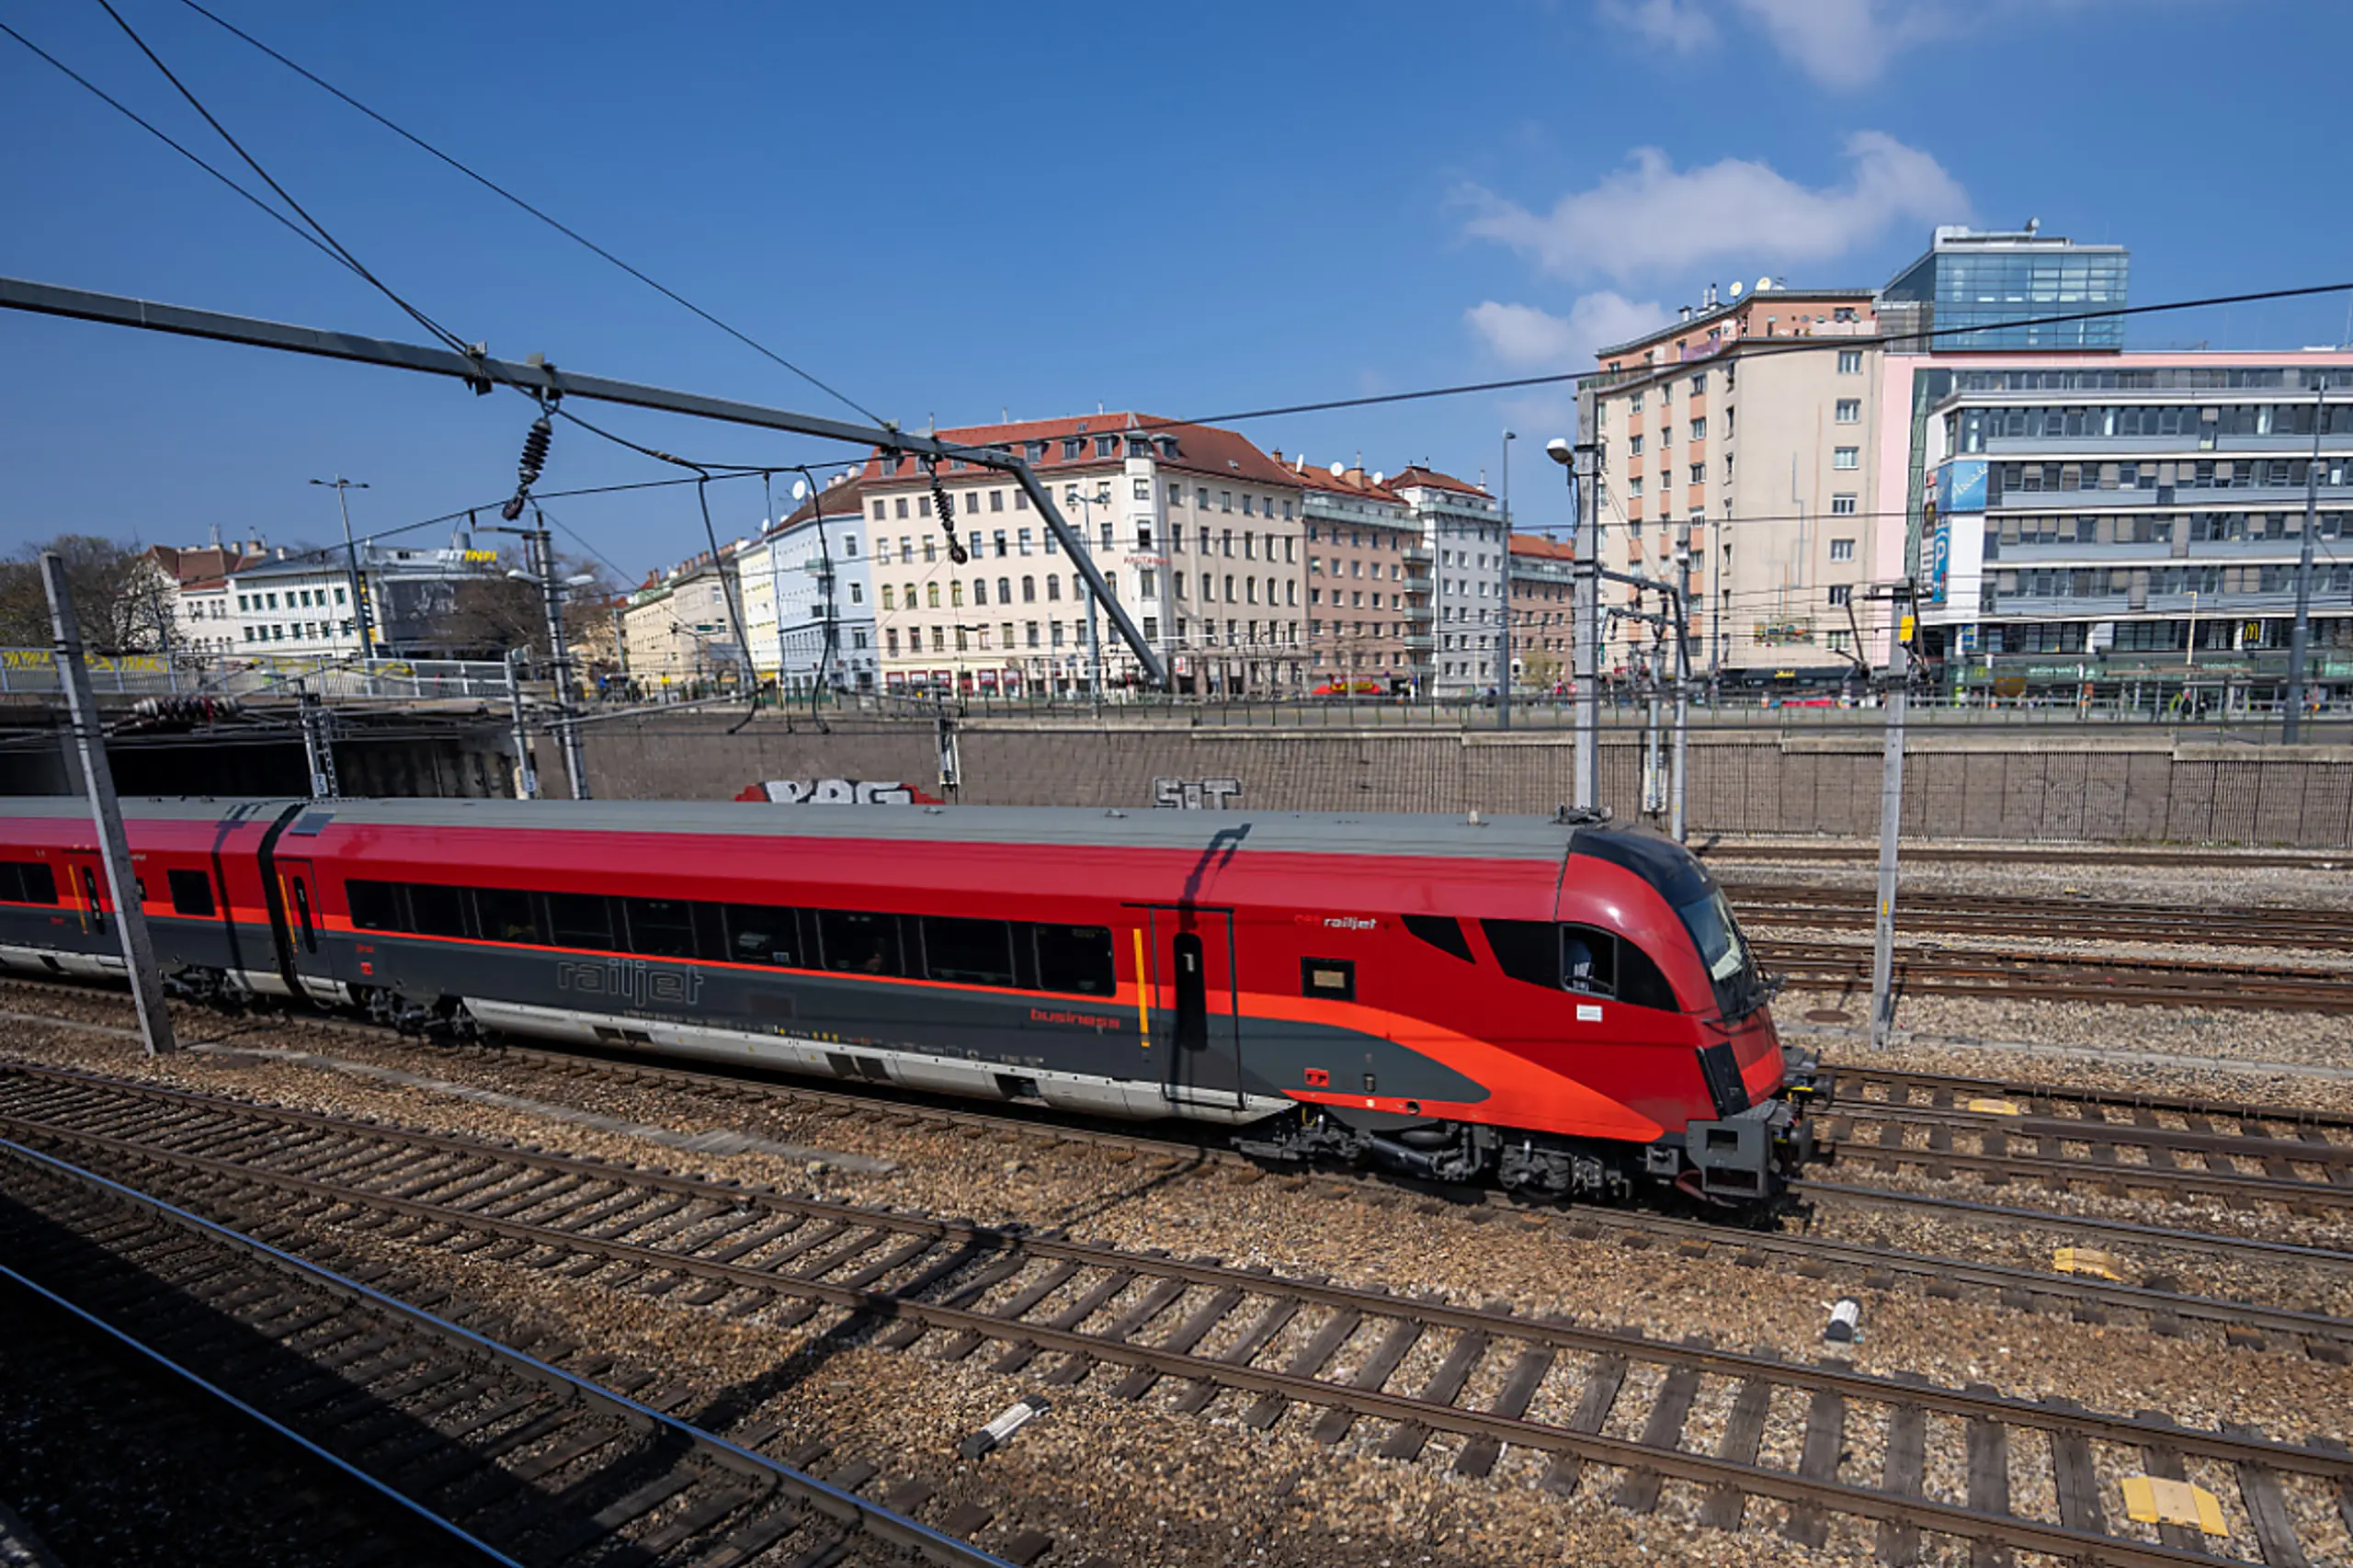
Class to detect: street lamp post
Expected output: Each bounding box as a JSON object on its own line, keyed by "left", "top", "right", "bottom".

{"left": 309, "top": 475, "right": 374, "bottom": 658}
{"left": 1500, "top": 430, "right": 1515, "bottom": 731}
{"left": 1548, "top": 437, "right": 1601, "bottom": 810}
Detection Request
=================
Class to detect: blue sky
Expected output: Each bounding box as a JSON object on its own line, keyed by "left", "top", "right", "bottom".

{"left": 4, "top": 0, "right": 2347, "bottom": 580}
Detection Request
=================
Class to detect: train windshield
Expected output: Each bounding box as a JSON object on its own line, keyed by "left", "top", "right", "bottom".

{"left": 1570, "top": 825, "right": 1767, "bottom": 1022}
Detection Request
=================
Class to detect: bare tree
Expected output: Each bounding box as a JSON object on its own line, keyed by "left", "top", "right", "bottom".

{"left": 0, "top": 536, "right": 169, "bottom": 653}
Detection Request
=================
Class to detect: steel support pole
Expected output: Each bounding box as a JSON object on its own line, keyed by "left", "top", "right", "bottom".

{"left": 1670, "top": 515, "right": 1694, "bottom": 843}
{"left": 43, "top": 552, "right": 176, "bottom": 1055}
{"left": 298, "top": 686, "right": 338, "bottom": 799}
{"left": 2283, "top": 379, "right": 2327, "bottom": 743}
{"left": 505, "top": 649, "right": 539, "bottom": 800}
{"left": 1869, "top": 596, "right": 1911, "bottom": 1052}
{"left": 532, "top": 521, "right": 590, "bottom": 798}
{"left": 1573, "top": 451, "right": 1601, "bottom": 810}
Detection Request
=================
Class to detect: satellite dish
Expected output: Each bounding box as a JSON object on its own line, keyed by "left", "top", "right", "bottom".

{"left": 1371, "top": 471, "right": 1384, "bottom": 485}
{"left": 1728, "top": 279, "right": 1744, "bottom": 300}
{"left": 1329, "top": 460, "right": 1346, "bottom": 477}
{"left": 1755, "top": 276, "right": 1772, "bottom": 293}
{"left": 790, "top": 479, "right": 809, "bottom": 501}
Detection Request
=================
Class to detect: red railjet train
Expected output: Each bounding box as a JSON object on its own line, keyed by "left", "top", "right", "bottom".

{"left": 0, "top": 797, "right": 1813, "bottom": 1201}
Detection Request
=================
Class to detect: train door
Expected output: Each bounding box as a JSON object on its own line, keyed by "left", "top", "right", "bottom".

{"left": 269, "top": 855, "right": 340, "bottom": 1005}
{"left": 1146, "top": 906, "right": 1244, "bottom": 1111}
{"left": 61, "top": 853, "right": 111, "bottom": 951}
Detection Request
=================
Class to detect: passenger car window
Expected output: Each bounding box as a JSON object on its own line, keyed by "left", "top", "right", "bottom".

{"left": 473, "top": 887, "right": 541, "bottom": 945}
{"left": 407, "top": 884, "right": 471, "bottom": 939}
{"left": 623, "top": 897, "right": 698, "bottom": 959}
{"left": 820, "top": 910, "right": 903, "bottom": 976}
{"left": 545, "top": 892, "right": 614, "bottom": 950}
{"left": 1032, "top": 925, "right": 1114, "bottom": 995}
{"left": 346, "top": 879, "right": 402, "bottom": 932}
{"left": 919, "top": 915, "right": 1015, "bottom": 985}
{"left": 1402, "top": 914, "right": 1473, "bottom": 962}
{"left": 167, "top": 869, "right": 216, "bottom": 917}
{"left": 724, "top": 905, "right": 801, "bottom": 966}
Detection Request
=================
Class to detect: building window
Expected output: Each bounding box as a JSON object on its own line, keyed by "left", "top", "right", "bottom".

{"left": 926, "top": 584, "right": 941, "bottom": 608}
{"left": 1630, "top": 436, "right": 1644, "bottom": 457}
{"left": 1688, "top": 464, "right": 1704, "bottom": 484}
{"left": 1833, "top": 448, "right": 1859, "bottom": 471}
{"left": 1831, "top": 494, "right": 1858, "bottom": 517}
{"left": 886, "top": 629, "right": 899, "bottom": 655}
{"left": 1827, "top": 585, "right": 1852, "bottom": 607}
{"left": 1132, "top": 477, "right": 1150, "bottom": 501}
{"left": 1629, "top": 478, "right": 1643, "bottom": 499}
{"left": 881, "top": 585, "right": 895, "bottom": 610}
{"left": 1689, "top": 418, "right": 1705, "bottom": 440}
{"left": 1689, "top": 372, "right": 1706, "bottom": 394}
{"left": 1829, "top": 539, "right": 1856, "bottom": 562}
{"left": 1836, "top": 399, "right": 1861, "bottom": 424}
{"left": 1837, "top": 350, "right": 1863, "bottom": 374}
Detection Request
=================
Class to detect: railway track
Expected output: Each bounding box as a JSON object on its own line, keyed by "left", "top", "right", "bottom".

{"left": 1825, "top": 1064, "right": 2353, "bottom": 1134}
{"left": 6, "top": 980, "right": 2349, "bottom": 1330}
{"left": 1734, "top": 887, "right": 2353, "bottom": 951}
{"left": 1700, "top": 844, "right": 2351, "bottom": 870}
{"left": 4, "top": 1062, "right": 2350, "bottom": 1567}
{"left": 1756, "top": 939, "right": 2353, "bottom": 1011}
{"left": 0, "top": 1131, "right": 1014, "bottom": 1568}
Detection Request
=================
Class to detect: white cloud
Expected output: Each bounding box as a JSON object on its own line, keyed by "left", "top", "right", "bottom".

{"left": 1729, "top": 0, "right": 1959, "bottom": 89}
{"left": 1459, "top": 132, "right": 1968, "bottom": 282}
{"left": 1465, "top": 293, "right": 1670, "bottom": 367}
{"left": 1597, "top": 0, "right": 1717, "bottom": 51}
{"left": 1597, "top": 0, "right": 2080, "bottom": 89}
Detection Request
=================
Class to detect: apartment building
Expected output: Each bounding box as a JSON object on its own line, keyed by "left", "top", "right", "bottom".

{"left": 621, "top": 546, "right": 747, "bottom": 692}
{"left": 738, "top": 476, "right": 878, "bottom": 695}
{"left": 1914, "top": 353, "right": 2353, "bottom": 674}
{"left": 1283, "top": 456, "right": 1420, "bottom": 689}
{"left": 1581, "top": 285, "right": 1883, "bottom": 676}
{"left": 855, "top": 414, "right": 1308, "bottom": 697}
{"left": 143, "top": 540, "right": 268, "bottom": 655}
{"left": 1507, "top": 534, "right": 1578, "bottom": 688}
{"left": 1390, "top": 466, "right": 1502, "bottom": 696}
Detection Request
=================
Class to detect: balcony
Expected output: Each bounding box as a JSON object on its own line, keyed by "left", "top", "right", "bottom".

{"left": 1403, "top": 631, "right": 1436, "bottom": 652}
{"left": 1403, "top": 545, "right": 1433, "bottom": 564}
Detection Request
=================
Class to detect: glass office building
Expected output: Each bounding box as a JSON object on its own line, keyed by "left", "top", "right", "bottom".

{"left": 1883, "top": 225, "right": 2130, "bottom": 351}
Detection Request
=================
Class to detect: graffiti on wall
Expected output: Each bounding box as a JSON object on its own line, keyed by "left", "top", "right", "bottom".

{"left": 1153, "top": 777, "right": 1243, "bottom": 810}
{"left": 735, "top": 778, "right": 944, "bottom": 805}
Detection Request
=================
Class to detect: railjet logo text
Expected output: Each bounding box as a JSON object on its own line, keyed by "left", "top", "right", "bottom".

{"left": 556, "top": 957, "right": 703, "bottom": 1007}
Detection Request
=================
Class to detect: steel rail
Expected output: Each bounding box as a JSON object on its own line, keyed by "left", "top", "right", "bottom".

{"left": 0, "top": 1256, "right": 527, "bottom": 1566}
{"left": 6, "top": 1071, "right": 2347, "bottom": 1487}
{"left": 1823, "top": 1100, "right": 2353, "bottom": 1170}
{"left": 6, "top": 1106, "right": 2328, "bottom": 1567}
{"left": 0, "top": 1132, "right": 1020, "bottom": 1568}
{"left": 6, "top": 1000, "right": 2349, "bottom": 1341}
{"left": 1793, "top": 1177, "right": 2353, "bottom": 1272}
{"left": 1823, "top": 1062, "right": 2353, "bottom": 1133}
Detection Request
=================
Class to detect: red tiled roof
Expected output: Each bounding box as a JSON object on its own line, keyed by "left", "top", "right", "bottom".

{"left": 1509, "top": 533, "right": 1576, "bottom": 561}
{"left": 1275, "top": 452, "right": 1408, "bottom": 506}
{"left": 147, "top": 543, "right": 267, "bottom": 585}
{"left": 778, "top": 474, "right": 873, "bottom": 528}
{"left": 1387, "top": 464, "right": 1490, "bottom": 497}
{"left": 855, "top": 413, "right": 1302, "bottom": 491}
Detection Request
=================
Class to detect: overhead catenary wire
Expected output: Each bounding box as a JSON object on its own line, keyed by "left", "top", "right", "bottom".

{"left": 90, "top": 0, "right": 471, "bottom": 356}
{"left": 172, "top": 0, "right": 886, "bottom": 427}
{"left": 0, "top": 18, "right": 359, "bottom": 278}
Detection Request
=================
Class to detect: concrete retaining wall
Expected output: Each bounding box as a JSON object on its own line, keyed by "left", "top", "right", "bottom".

{"left": 549, "top": 715, "right": 2353, "bottom": 847}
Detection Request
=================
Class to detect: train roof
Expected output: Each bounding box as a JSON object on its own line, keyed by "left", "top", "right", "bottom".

{"left": 1, "top": 796, "right": 1668, "bottom": 866}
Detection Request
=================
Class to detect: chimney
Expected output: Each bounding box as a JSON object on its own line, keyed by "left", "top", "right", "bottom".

{"left": 1679, "top": 305, "right": 1693, "bottom": 323}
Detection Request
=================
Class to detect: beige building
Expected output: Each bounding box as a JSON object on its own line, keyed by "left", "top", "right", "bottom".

{"left": 1282, "top": 456, "right": 1419, "bottom": 689}
{"left": 1581, "top": 285, "right": 1885, "bottom": 677}
{"left": 857, "top": 414, "right": 1309, "bottom": 698}
{"left": 620, "top": 545, "right": 747, "bottom": 694}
